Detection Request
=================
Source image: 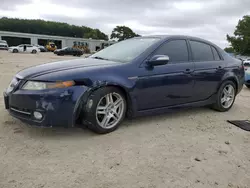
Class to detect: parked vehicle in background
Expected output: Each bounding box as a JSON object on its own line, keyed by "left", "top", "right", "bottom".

{"left": 34, "top": 45, "right": 47, "bottom": 52}
{"left": 243, "top": 58, "right": 250, "bottom": 70}
{"left": 73, "top": 41, "right": 90, "bottom": 53}
{"left": 4, "top": 35, "right": 245, "bottom": 134}
{"left": 54, "top": 47, "right": 83, "bottom": 56}
{"left": 0, "top": 40, "right": 8, "bottom": 50}
{"left": 245, "top": 69, "right": 250, "bottom": 88}
{"left": 8, "top": 44, "right": 40, "bottom": 54}
{"left": 46, "top": 42, "right": 57, "bottom": 52}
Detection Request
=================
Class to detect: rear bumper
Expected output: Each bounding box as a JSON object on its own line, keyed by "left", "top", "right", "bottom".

{"left": 4, "top": 86, "right": 90, "bottom": 127}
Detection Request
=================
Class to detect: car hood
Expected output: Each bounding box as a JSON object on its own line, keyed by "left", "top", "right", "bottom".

{"left": 16, "top": 58, "right": 120, "bottom": 79}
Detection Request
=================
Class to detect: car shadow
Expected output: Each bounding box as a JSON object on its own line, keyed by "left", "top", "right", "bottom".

{"left": 122, "top": 106, "right": 212, "bottom": 127}
{"left": 19, "top": 106, "right": 214, "bottom": 140}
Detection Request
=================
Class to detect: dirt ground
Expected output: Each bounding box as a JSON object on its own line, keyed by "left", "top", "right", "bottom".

{"left": 0, "top": 51, "right": 250, "bottom": 188}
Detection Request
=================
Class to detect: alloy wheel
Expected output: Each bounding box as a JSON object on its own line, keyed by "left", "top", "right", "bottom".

{"left": 221, "top": 84, "right": 235, "bottom": 109}
{"left": 96, "top": 92, "right": 125, "bottom": 129}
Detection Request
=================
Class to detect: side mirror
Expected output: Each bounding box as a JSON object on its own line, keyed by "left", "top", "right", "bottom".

{"left": 147, "top": 55, "right": 169, "bottom": 67}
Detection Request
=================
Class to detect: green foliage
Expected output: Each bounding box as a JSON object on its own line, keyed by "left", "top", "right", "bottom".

{"left": 110, "top": 26, "right": 141, "bottom": 41}
{"left": 227, "top": 15, "right": 250, "bottom": 55}
{"left": 0, "top": 17, "right": 108, "bottom": 40}
{"left": 224, "top": 47, "right": 234, "bottom": 53}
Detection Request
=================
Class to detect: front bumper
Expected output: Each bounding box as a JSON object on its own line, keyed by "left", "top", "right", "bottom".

{"left": 4, "top": 86, "right": 89, "bottom": 127}
{"left": 0, "top": 47, "right": 8, "bottom": 50}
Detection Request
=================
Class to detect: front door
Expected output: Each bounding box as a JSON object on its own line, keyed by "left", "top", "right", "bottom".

{"left": 189, "top": 40, "right": 226, "bottom": 101}
{"left": 65, "top": 48, "right": 71, "bottom": 55}
{"left": 18, "top": 45, "right": 24, "bottom": 52}
{"left": 135, "top": 39, "right": 195, "bottom": 111}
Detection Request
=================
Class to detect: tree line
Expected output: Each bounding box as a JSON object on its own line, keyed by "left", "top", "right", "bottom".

{"left": 225, "top": 15, "right": 250, "bottom": 55}
{"left": 0, "top": 17, "right": 108, "bottom": 40}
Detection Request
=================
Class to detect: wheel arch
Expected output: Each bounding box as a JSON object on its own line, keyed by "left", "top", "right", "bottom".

{"left": 105, "top": 84, "right": 134, "bottom": 117}
{"left": 13, "top": 48, "right": 18, "bottom": 52}
{"left": 219, "top": 73, "right": 239, "bottom": 93}
{"left": 73, "top": 82, "right": 135, "bottom": 126}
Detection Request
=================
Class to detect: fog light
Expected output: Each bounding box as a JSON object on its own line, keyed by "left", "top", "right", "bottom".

{"left": 34, "top": 111, "right": 43, "bottom": 120}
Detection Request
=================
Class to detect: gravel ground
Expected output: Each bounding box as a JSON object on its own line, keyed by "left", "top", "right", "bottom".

{"left": 0, "top": 51, "right": 250, "bottom": 188}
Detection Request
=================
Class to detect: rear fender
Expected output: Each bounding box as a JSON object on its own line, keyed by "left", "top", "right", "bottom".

{"left": 218, "top": 72, "right": 239, "bottom": 92}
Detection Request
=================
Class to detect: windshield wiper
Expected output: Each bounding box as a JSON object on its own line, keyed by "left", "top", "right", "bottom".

{"left": 91, "top": 56, "right": 109, "bottom": 61}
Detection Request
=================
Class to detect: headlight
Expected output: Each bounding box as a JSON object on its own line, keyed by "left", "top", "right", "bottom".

{"left": 22, "top": 81, "right": 75, "bottom": 90}
{"left": 6, "top": 77, "right": 19, "bottom": 93}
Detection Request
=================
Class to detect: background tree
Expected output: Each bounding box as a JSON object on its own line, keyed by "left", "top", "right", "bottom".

{"left": 110, "top": 26, "right": 141, "bottom": 41}
{"left": 0, "top": 17, "right": 108, "bottom": 40}
{"left": 227, "top": 15, "right": 250, "bottom": 55}
{"left": 224, "top": 47, "right": 234, "bottom": 53}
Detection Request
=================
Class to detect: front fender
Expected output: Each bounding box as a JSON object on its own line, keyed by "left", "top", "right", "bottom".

{"left": 89, "top": 75, "right": 137, "bottom": 117}
{"left": 74, "top": 75, "right": 138, "bottom": 119}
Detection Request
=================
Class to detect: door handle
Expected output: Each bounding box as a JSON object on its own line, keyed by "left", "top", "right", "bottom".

{"left": 184, "top": 69, "right": 193, "bottom": 74}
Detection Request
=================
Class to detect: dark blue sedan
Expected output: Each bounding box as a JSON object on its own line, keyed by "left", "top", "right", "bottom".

{"left": 4, "top": 35, "right": 245, "bottom": 134}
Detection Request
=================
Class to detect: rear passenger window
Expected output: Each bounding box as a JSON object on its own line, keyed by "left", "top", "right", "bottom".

{"left": 154, "top": 40, "right": 189, "bottom": 62}
{"left": 190, "top": 41, "right": 214, "bottom": 61}
{"left": 211, "top": 46, "right": 221, "bottom": 61}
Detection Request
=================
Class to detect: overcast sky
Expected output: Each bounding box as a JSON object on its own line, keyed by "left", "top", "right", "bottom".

{"left": 1, "top": 0, "right": 250, "bottom": 48}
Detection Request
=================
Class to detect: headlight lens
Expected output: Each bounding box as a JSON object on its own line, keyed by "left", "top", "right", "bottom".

{"left": 22, "top": 81, "right": 75, "bottom": 90}
{"left": 6, "top": 77, "right": 19, "bottom": 93}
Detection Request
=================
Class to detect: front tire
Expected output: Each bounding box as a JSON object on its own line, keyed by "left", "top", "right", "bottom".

{"left": 32, "top": 50, "right": 37, "bottom": 54}
{"left": 212, "top": 80, "right": 236, "bottom": 112}
{"left": 82, "top": 87, "right": 127, "bottom": 134}
{"left": 13, "top": 49, "right": 18, "bottom": 53}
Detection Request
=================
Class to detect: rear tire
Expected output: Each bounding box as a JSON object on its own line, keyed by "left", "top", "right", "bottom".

{"left": 32, "top": 50, "right": 37, "bottom": 54}
{"left": 13, "top": 49, "right": 18, "bottom": 53}
{"left": 212, "top": 80, "right": 236, "bottom": 112}
{"left": 81, "top": 87, "right": 127, "bottom": 134}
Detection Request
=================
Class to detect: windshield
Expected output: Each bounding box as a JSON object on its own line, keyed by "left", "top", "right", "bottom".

{"left": 90, "top": 37, "right": 160, "bottom": 63}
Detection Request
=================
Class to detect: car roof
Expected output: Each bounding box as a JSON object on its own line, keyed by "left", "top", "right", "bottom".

{"left": 137, "top": 35, "right": 218, "bottom": 47}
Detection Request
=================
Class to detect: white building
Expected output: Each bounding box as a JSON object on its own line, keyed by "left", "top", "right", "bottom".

{"left": 0, "top": 31, "right": 115, "bottom": 52}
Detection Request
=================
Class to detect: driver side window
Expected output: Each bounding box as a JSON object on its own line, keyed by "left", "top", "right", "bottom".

{"left": 153, "top": 40, "right": 189, "bottom": 63}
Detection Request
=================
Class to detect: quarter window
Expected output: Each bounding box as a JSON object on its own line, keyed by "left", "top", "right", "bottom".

{"left": 211, "top": 46, "right": 221, "bottom": 61}
{"left": 154, "top": 40, "right": 189, "bottom": 62}
{"left": 190, "top": 40, "right": 214, "bottom": 61}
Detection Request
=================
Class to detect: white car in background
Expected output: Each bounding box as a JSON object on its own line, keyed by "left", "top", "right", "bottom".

{"left": 8, "top": 44, "right": 40, "bottom": 54}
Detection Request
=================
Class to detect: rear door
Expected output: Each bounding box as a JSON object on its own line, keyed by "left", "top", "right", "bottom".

{"left": 189, "top": 40, "right": 226, "bottom": 101}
